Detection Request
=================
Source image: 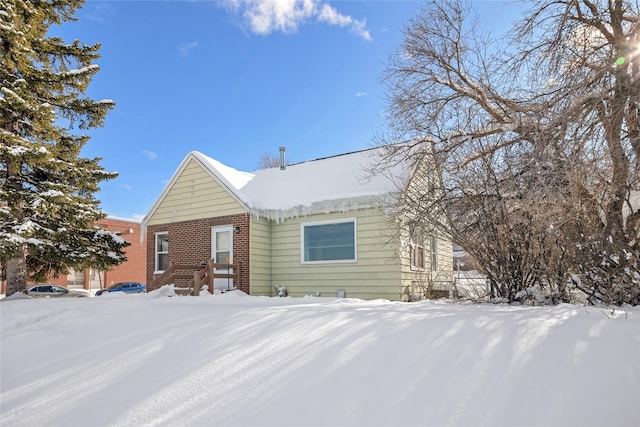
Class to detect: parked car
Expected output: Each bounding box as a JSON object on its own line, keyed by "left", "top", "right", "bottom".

{"left": 26, "top": 284, "right": 89, "bottom": 298}
{"left": 96, "top": 282, "right": 146, "bottom": 296}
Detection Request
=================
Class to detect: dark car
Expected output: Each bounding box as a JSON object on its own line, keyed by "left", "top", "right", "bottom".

{"left": 26, "top": 284, "right": 89, "bottom": 298}
{"left": 96, "top": 282, "right": 146, "bottom": 296}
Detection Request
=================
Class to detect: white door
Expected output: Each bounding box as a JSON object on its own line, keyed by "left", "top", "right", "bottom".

{"left": 211, "top": 225, "right": 234, "bottom": 290}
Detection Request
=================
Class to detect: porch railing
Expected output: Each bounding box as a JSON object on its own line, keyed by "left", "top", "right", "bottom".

{"left": 148, "top": 259, "right": 241, "bottom": 295}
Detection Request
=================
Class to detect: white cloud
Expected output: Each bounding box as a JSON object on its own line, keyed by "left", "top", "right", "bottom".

{"left": 143, "top": 149, "right": 158, "bottom": 160}
{"left": 222, "top": 0, "right": 372, "bottom": 41}
{"left": 317, "top": 3, "right": 371, "bottom": 41}
{"left": 178, "top": 41, "right": 198, "bottom": 58}
{"left": 355, "top": 91, "right": 368, "bottom": 97}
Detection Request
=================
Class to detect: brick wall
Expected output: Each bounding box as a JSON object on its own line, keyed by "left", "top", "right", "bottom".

{"left": 98, "top": 218, "right": 147, "bottom": 286}
{"left": 146, "top": 213, "right": 251, "bottom": 294}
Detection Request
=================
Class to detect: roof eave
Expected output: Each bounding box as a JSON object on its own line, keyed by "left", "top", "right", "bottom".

{"left": 248, "top": 193, "right": 397, "bottom": 222}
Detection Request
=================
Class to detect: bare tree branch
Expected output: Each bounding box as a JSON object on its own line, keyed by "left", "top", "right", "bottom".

{"left": 376, "top": 0, "right": 640, "bottom": 305}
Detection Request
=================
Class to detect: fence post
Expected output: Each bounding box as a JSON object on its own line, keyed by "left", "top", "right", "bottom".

{"left": 236, "top": 260, "right": 242, "bottom": 291}
{"left": 192, "top": 270, "right": 200, "bottom": 296}
{"left": 207, "top": 259, "right": 215, "bottom": 294}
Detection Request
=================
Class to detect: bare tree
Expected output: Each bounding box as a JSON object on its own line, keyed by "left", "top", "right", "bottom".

{"left": 256, "top": 150, "right": 292, "bottom": 169}
{"left": 377, "top": 0, "right": 639, "bottom": 304}
{"left": 256, "top": 152, "right": 281, "bottom": 169}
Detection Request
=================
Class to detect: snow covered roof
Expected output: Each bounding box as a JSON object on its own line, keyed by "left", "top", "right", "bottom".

{"left": 189, "top": 147, "right": 409, "bottom": 221}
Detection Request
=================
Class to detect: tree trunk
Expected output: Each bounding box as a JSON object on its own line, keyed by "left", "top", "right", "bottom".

{"left": 6, "top": 251, "right": 27, "bottom": 296}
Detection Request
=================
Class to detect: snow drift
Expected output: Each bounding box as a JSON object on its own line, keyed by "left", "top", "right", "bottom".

{"left": 1, "top": 289, "right": 638, "bottom": 426}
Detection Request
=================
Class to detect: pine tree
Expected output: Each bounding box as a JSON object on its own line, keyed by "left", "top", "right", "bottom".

{"left": 0, "top": 0, "right": 129, "bottom": 295}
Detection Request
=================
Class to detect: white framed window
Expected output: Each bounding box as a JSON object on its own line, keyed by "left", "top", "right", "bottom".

{"left": 155, "top": 232, "right": 169, "bottom": 272}
{"left": 430, "top": 234, "right": 438, "bottom": 272}
{"left": 301, "top": 218, "right": 357, "bottom": 264}
{"left": 410, "top": 228, "right": 425, "bottom": 270}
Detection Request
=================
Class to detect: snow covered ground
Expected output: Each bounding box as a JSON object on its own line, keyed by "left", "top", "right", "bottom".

{"left": 1, "top": 287, "right": 638, "bottom": 427}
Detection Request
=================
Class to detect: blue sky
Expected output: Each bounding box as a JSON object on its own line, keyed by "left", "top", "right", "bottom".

{"left": 50, "top": 0, "right": 521, "bottom": 221}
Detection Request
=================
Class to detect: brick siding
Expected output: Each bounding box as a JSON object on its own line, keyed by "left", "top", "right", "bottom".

{"left": 146, "top": 213, "right": 251, "bottom": 294}
{"left": 98, "top": 218, "right": 147, "bottom": 286}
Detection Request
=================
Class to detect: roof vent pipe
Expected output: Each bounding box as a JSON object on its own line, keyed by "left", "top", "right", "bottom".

{"left": 279, "top": 147, "right": 286, "bottom": 170}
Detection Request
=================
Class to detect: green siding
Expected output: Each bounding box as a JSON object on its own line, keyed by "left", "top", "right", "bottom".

{"left": 263, "top": 209, "right": 402, "bottom": 300}
{"left": 396, "top": 152, "right": 454, "bottom": 299}
{"left": 147, "top": 159, "right": 245, "bottom": 226}
{"left": 249, "top": 217, "right": 272, "bottom": 296}
{"left": 433, "top": 237, "right": 453, "bottom": 282}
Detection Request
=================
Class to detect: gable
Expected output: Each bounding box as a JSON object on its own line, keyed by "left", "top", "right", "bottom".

{"left": 145, "top": 158, "right": 246, "bottom": 226}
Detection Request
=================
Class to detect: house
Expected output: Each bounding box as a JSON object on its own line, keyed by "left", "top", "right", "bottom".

{"left": 0, "top": 217, "right": 147, "bottom": 294}
{"left": 142, "top": 147, "right": 453, "bottom": 300}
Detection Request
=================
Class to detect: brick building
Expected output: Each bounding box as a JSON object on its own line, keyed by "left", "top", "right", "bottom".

{"left": 1, "top": 217, "right": 147, "bottom": 293}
